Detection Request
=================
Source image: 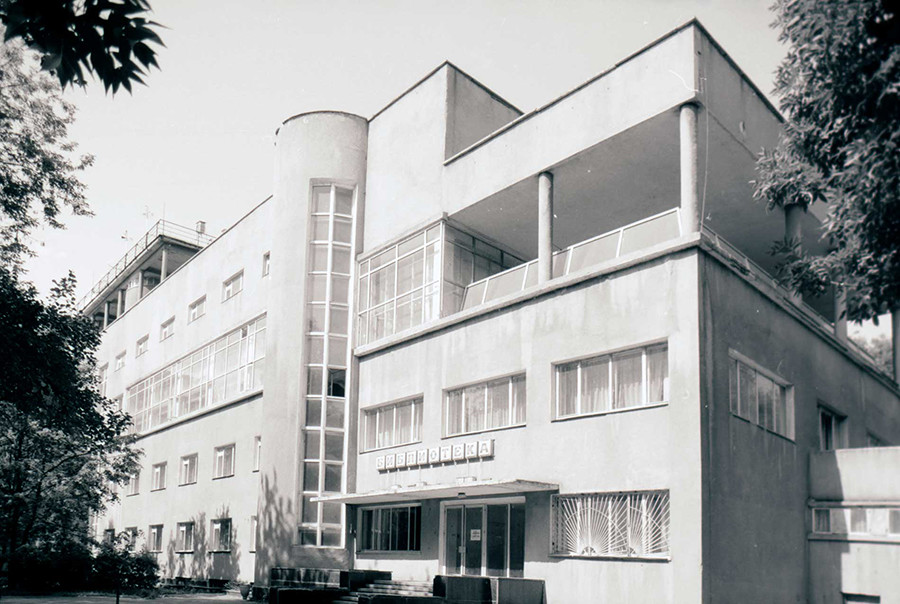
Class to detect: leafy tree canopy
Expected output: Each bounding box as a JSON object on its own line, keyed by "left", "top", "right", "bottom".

{"left": 0, "top": 267, "right": 140, "bottom": 577}
{"left": 753, "top": 0, "right": 900, "bottom": 322}
{"left": 0, "top": 0, "right": 163, "bottom": 93}
{"left": 0, "top": 37, "right": 92, "bottom": 265}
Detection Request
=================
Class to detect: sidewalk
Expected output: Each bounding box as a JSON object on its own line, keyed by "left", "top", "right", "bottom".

{"left": 2, "top": 593, "right": 246, "bottom": 604}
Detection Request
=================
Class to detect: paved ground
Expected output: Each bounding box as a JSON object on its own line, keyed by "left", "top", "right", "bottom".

{"left": 1, "top": 594, "right": 247, "bottom": 604}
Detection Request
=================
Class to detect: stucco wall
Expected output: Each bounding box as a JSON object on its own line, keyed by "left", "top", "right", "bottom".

{"left": 810, "top": 540, "right": 900, "bottom": 604}
{"left": 444, "top": 68, "right": 520, "bottom": 160}
{"left": 354, "top": 251, "right": 703, "bottom": 603}
{"left": 701, "top": 252, "right": 900, "bottom": 603}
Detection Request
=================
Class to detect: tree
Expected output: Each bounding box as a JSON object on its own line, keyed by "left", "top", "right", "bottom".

{"left": 92, "top": 532, "right": 159, "bottom": 601}
{"left": 852, "top": 333, "right": 894, "bottom": 376}
{"left": 753, "top": 0, "right": 900, "bottom": 322}
{"left": 0, "top": 37, "right": 93, "bottom": 266}
{"left": 0, "top": 0, "right": 163, "bottom": 93}
{"left": 0, "top": 267, "right": 140, "bottom": 588}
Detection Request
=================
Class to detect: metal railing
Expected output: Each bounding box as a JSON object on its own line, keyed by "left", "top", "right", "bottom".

{"left": 462, "top": 208, "right": 682, "bottom": 310}
{"left": 80, "top": 220, "right": 214, "bottom": 311}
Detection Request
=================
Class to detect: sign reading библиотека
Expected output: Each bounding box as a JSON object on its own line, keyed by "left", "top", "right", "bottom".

{"left": 375, "top": 438, "right": 494, "bottom": 472}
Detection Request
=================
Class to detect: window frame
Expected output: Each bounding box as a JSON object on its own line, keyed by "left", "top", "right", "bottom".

{"left": 114, "top": 351, "right": 126, "bottom": 372}
{"left": 553, "top": 343, "right": 669, "bottom": 421}
{"left": 213, "top": 444, "right": 235, "bottom": 479}
{"left": 159, "top": 316, "right": 175, "bottom": 341}
{"left": 357, "top": 504, "right": 422, "bottom": 553}
{"left": 148, "top": 524, "right": 163, "bottom": 552}
{"left": 253, "top": 436, "right": 261, "bottom": 472}
{"left": 151, "top": 462, "right": 167, "bottom": 491}
{"left": 136, "top": 335, "right": 149, "bottom": 357}
{"left": 179, "top": 453, "right": 198, "bottom": 486}
{"left": 443, "top": 373, "right": 526, "bottom": 437}
{"left": 222, "top": 270, "right": 244, "bottom": 302}
{"left": 176, "top": 521, "right": 194, "bottom": 552}
{"left": 188, "top": 296, "right": 206, "bottom": 323}
{"left": 360, "top": 397, "right": 423, "bottom": 452}
{"left": 728, "top": 349, "right": 795, "bottom": 441}
{"left": 262, "top": 252, "right": 270, "bottom": 277}
{"left": 819, "top": 405, "right": 848, "bottom": 451}
{"left": 210, "top": 518, "right": 232, "bottom": 552}
{"left": 126, "top": 472, "right": 140, "bottom": 496}
{"left": 125, "top": 526, "right": 138, "bottom": 552}
{"left": 250, "top": 515, "right": 258, "bottom": 552}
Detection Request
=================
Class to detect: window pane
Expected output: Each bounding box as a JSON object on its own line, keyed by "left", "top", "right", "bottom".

{"left": 325, "top": 399, "right": 345, "bottom": 429}
{"left": 301, "top": 497, "right": 318, "bottom": 523}
{"left": 850, "top": 508, "right": 867, "bottom": 533}
{"left": 304, "top": 430, "right": 321, "bottom": 460}
{"left": 647, "top": 346, "right": 668, "bottom": 403}
{"left": 758, "top": 374, "right": 774, "bottom": 432}
{"left": 447, "top": 391, "right": 463, "bottom": 436}
{"left": 309, "top": 244, "right": 329, "bottom": 271}
{"left": 397, "top": 251, "right": 424, "bottom": 295}
{"left": 303, "top": 462, "right": 319, "bottom": 491}
{"left": 396, "top": 402, "right": 413, "bottom": 444}
{"left": 312, "top": 186, "right": 331, "bottom": 213}
{"left": 377, "top": 407, "right": 393, "bottom": 448}
{"left": 323, "top": 502, "right": 342, "bottom": 524}
{"left": 335, "top": 189, "right": 353, "bottom": 216}
{"left": 328, "top": 337, "right": 347, "bottom": 366}
{"left": 729, "top": 358, "right": 739, "bottom": 416}
{"left": 307, "top": 336, "right": 324, "bottom": 364}
{"left": 370, "top": 265, "right": 395, "bottom": 306}
{"left": 334, "top": 218, "right": 352, "bottom": 244}
{"left": 557, "top": 363, "right": 578, "bottom": 416}
{"left": 307, "top": 367, "right": 323, "bottom": 395}
{"left": 306, "top": 399, "right": 322, "bottom": 426}
{"left": 487, "top": 379, "right": 509, "bottom": 429}
{"left": 511, "top": 375, "right": 526, "bottom": 424}
{"left": 308, "top": 275, "right": 328, "bottom": 302}
{"left": 325, "top": 432, "right": 344, "bottom": 461}
{"left": 324, "top": 464, "right": 342, "bottom": 492}
{"left": 464, "top": 384, "right": 485, "bottom": 433}
{"left": 613, "top": 351, "right": 642, "bottom": 408}
{"left": 581, "top": 357, "right": 609, "bottom": 413}
{"left": 330, "top": 307, "right": 348, "bottom": 334}
{"left": 311, "top": 215, "right": 330, "bottom": 240}
{"left": 332, "top": 247, "right": 351, "bottom": 274}
{"left": 738, "top": 363, "right": 757, "bottom": 423}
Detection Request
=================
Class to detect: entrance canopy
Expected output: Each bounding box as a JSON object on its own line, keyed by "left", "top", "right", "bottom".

{"left": 313, "top": 479, "right": 558, "bottom": 505}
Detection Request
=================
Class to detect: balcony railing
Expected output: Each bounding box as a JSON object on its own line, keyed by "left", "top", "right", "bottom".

{"left": 462, "top": 208, "right": 682, "bottom": 310}
{"left": 80, "top": 220, "right": 214, "bottom": 310}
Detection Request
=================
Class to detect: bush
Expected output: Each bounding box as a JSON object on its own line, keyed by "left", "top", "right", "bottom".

{"left": 7, "top": 542, "right": 93, "bottom": 592}
{"left": 91, "top": 544, "right": 159, "bottom": 592}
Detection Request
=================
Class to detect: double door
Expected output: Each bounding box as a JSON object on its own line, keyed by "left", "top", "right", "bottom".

{"left": 443, "top": 501, "right": 525, "bottom": 577}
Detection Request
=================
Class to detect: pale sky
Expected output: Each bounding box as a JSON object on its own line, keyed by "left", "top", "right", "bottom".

{"left": 20, "top": 0, "right": 888, "bottom": 339}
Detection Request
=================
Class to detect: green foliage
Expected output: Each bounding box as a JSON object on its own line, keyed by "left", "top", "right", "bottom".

{"left": 7, "top": 541, "right": 93, "bottom": 592}
{"left": 0, "top": 0, "right": 163, "bottom": 93}
{"left": 0, "top": 38, "right": 93, "bottom": 265}
{"left": 92, "top": 538, "right": 159, "bottom": 592}
{"left": 0, "top": 267, "right": 140, "bottom": 586}
{"left": 852, "top": 333, "right": 894, "bottom": 376}
{"left": 753, "top": 0, "right": 900, "bottom": 321}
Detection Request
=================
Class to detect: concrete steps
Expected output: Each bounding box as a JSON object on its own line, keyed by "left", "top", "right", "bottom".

{"left": 333, "top": 579, "right": 435, "bottom": 603}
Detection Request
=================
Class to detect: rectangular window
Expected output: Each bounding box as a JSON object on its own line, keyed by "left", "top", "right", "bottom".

{"left": 211, "top": 518, "right": 231, "bottom": 551}
{"left": 811, "top": 507, "right": 900, "bottom": 538}
{"left": 819, "top": 406, "right": 847, "bottom": 450}
{"left": 148, "top": 524, "right": 163, "bottom": 552}
{"left": 728, "top": 352, "right": 794, "bottom": 440}
{"left": 445, "top": 374, "right": 526, "bottom": 436}
{"left": 813, "top": 508, "right": 831, "bottom": 533}
{"left": 555, "top": 344, "right": 667, "bottom": 419}
{"left": 188, "top": 296, "right": 206, "bottom": 322}
{"left": 222, "top": 271, "right": 243, "bottom": 301}
{"left": 214, "top": 444, "right": 235, "bottom": 478}
{"left": 177, "top": 522, "right": 194, "bottom": 552}
{"left": 262, "top": 252, "right": 270, "bottom": 277}
{"left": 551, "top": 490, "right": 670, "bottom": 558}
{"left": 253, "top": 436, "right": 261, "bottom": 472}
{"left": 250, "top": 516, "right": 258, "bottom": 552}
{"left": 125, "top": 527, "right": 138, "bottom": 551}
{"left": 125, "top": 315, "right": 266, "bottom": 433}
{"left": 160, "top": 317, "right": 175, "bottom": 341}
{"left": 890, "top": 509, "right": 900, "bottom": 535}
{"left": 103, "top": 528, "right": 116, "bottom": 545}
{"left": 136, "top": 335, "right": 149, "bottom": 357}
{"left": 179, "top": 454, "right": 198, "bottom": 485}
{"left": 99, "top": 364, "right": 109, "bottom": 397}
{"left": 359, "top": 506, "right": 421, "bottom": 552}
{"left": 362, "top": 398, "right": 423, "bottom": 451}
{"left": 151, "top": 462, "right": 167, "bottom": 491}
{"left": 126, "top": 472, "right": 139, "bottom": 496}
{"left": 115, "top": 351, "right": 126, "bottom": 371}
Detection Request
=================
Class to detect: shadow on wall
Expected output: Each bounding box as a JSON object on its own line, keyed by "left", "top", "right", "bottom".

{"left": 162, "top": 507, "right": 243, "bottom": 581}
{"left": 256, "top": 470, "right": 295, "bottom": 583}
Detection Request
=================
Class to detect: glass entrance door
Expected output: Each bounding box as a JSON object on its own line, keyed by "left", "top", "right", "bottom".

{"left": 443, "top": 502, "right": 525, "bottom": 577}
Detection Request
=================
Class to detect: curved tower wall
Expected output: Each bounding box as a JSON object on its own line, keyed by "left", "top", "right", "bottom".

{"left": 259, "top": 112, "right": 368, "bottom": 580}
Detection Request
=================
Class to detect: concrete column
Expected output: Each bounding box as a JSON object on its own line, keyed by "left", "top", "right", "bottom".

{"left": 679, "top": 103, "right": 700, "bottom": 234}
{"left": 785, "top": 204, "right": 803, "bottom": 305}
{"left": 538, "top": 171, "right": 554, "bottom": 283}
{"left": 833, "top": 289, "right": 848, "bottom": 341}
{"left": 160, "top": 246, "right": 169, "bottom": 280}
{"left": 117, "top": 289, "right": 125, "bottom": 315}
{"left": 893, "top": 308, "right": 900, "bottom": 383}
{"left": 102, "top": 300, "right": 109, "bottom": 330}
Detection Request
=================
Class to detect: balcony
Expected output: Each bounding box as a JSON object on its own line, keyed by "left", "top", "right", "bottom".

{"left": 82, "top": 220, "right": 214, "bottom": 325}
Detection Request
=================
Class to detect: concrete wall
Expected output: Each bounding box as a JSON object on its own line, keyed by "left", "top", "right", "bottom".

{"left": 810, "top": 541, "right": 900, "bottom": 604}
{"left": 811, "top": 447, "right": 900, "bottom": 501}
{"left": 260, "top": 111, "right": 368, "bottom": 580}
{"left": 353, "top": 251, "right": 704, "bottom": 603}
{"left": 700, "top": 251, "right": 900, "bottom": 603}
{"left": 94, "top": 197, "right": 273, "bottom": 583}
{"left": 444, "top": 68, "right": 520, "bottom": 160}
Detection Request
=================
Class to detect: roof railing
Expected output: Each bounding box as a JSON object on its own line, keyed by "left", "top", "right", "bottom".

{"left": 80, "top": 220, "right": 214, "bottom": 311}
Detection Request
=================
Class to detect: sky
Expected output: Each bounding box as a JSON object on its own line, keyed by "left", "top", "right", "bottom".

{"left": 19, "top": 0, "right": 889, "bottom": 338}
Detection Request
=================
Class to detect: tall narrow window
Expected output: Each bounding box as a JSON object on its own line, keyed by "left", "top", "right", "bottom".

{"left": 160, "top": 317, "right": 175, "bottom": 341}
{"left": 262, "top": 252, "right": 270, "bottom": 277}
{"left": 555, "top": 344, "right": 667, "bottom": 419}
{"left": 253, "top": 436, "right": 261, "bottom": 472}
{"left": 126, "top": 472, "right": 140, "bottom": 496}
{"left": 359, "top": 506, "right": 421, "bottom": 552}
{"left": 211, "top": 518, "right": 231, "bottom": 551}
{"left": 214, "top": 444, "right": 235, "bottom": 478}
{"left": 136, "top": 335, "right": 149, "bottom": 357}
{"left": 188, "top": 296, "right": 206, "bottom": 322}
{"left": 179, "top": 454, "right": 198, "bottom": 485}
{"left": 177, "top": 522, "right": 194, "bottom": 552}
{"left": 301, "top": 184, "right": 354, "bottom": 548}
{"left": 99, "top": 364, "right": 109, "bottom": 397}
{"left": 115, "top": 351, "right": 126, "bottom": 371}
{"left": 148, "top": 524, "right": 163, "bottom": 552}
{"left": 250, "top": 515, "right": 258, "bottom": 552}
{"left": 819, "top": 406, "right": 847, "bottom": 450}
{"left": 151, "top": 462, "right": 167, "bottom": 491}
